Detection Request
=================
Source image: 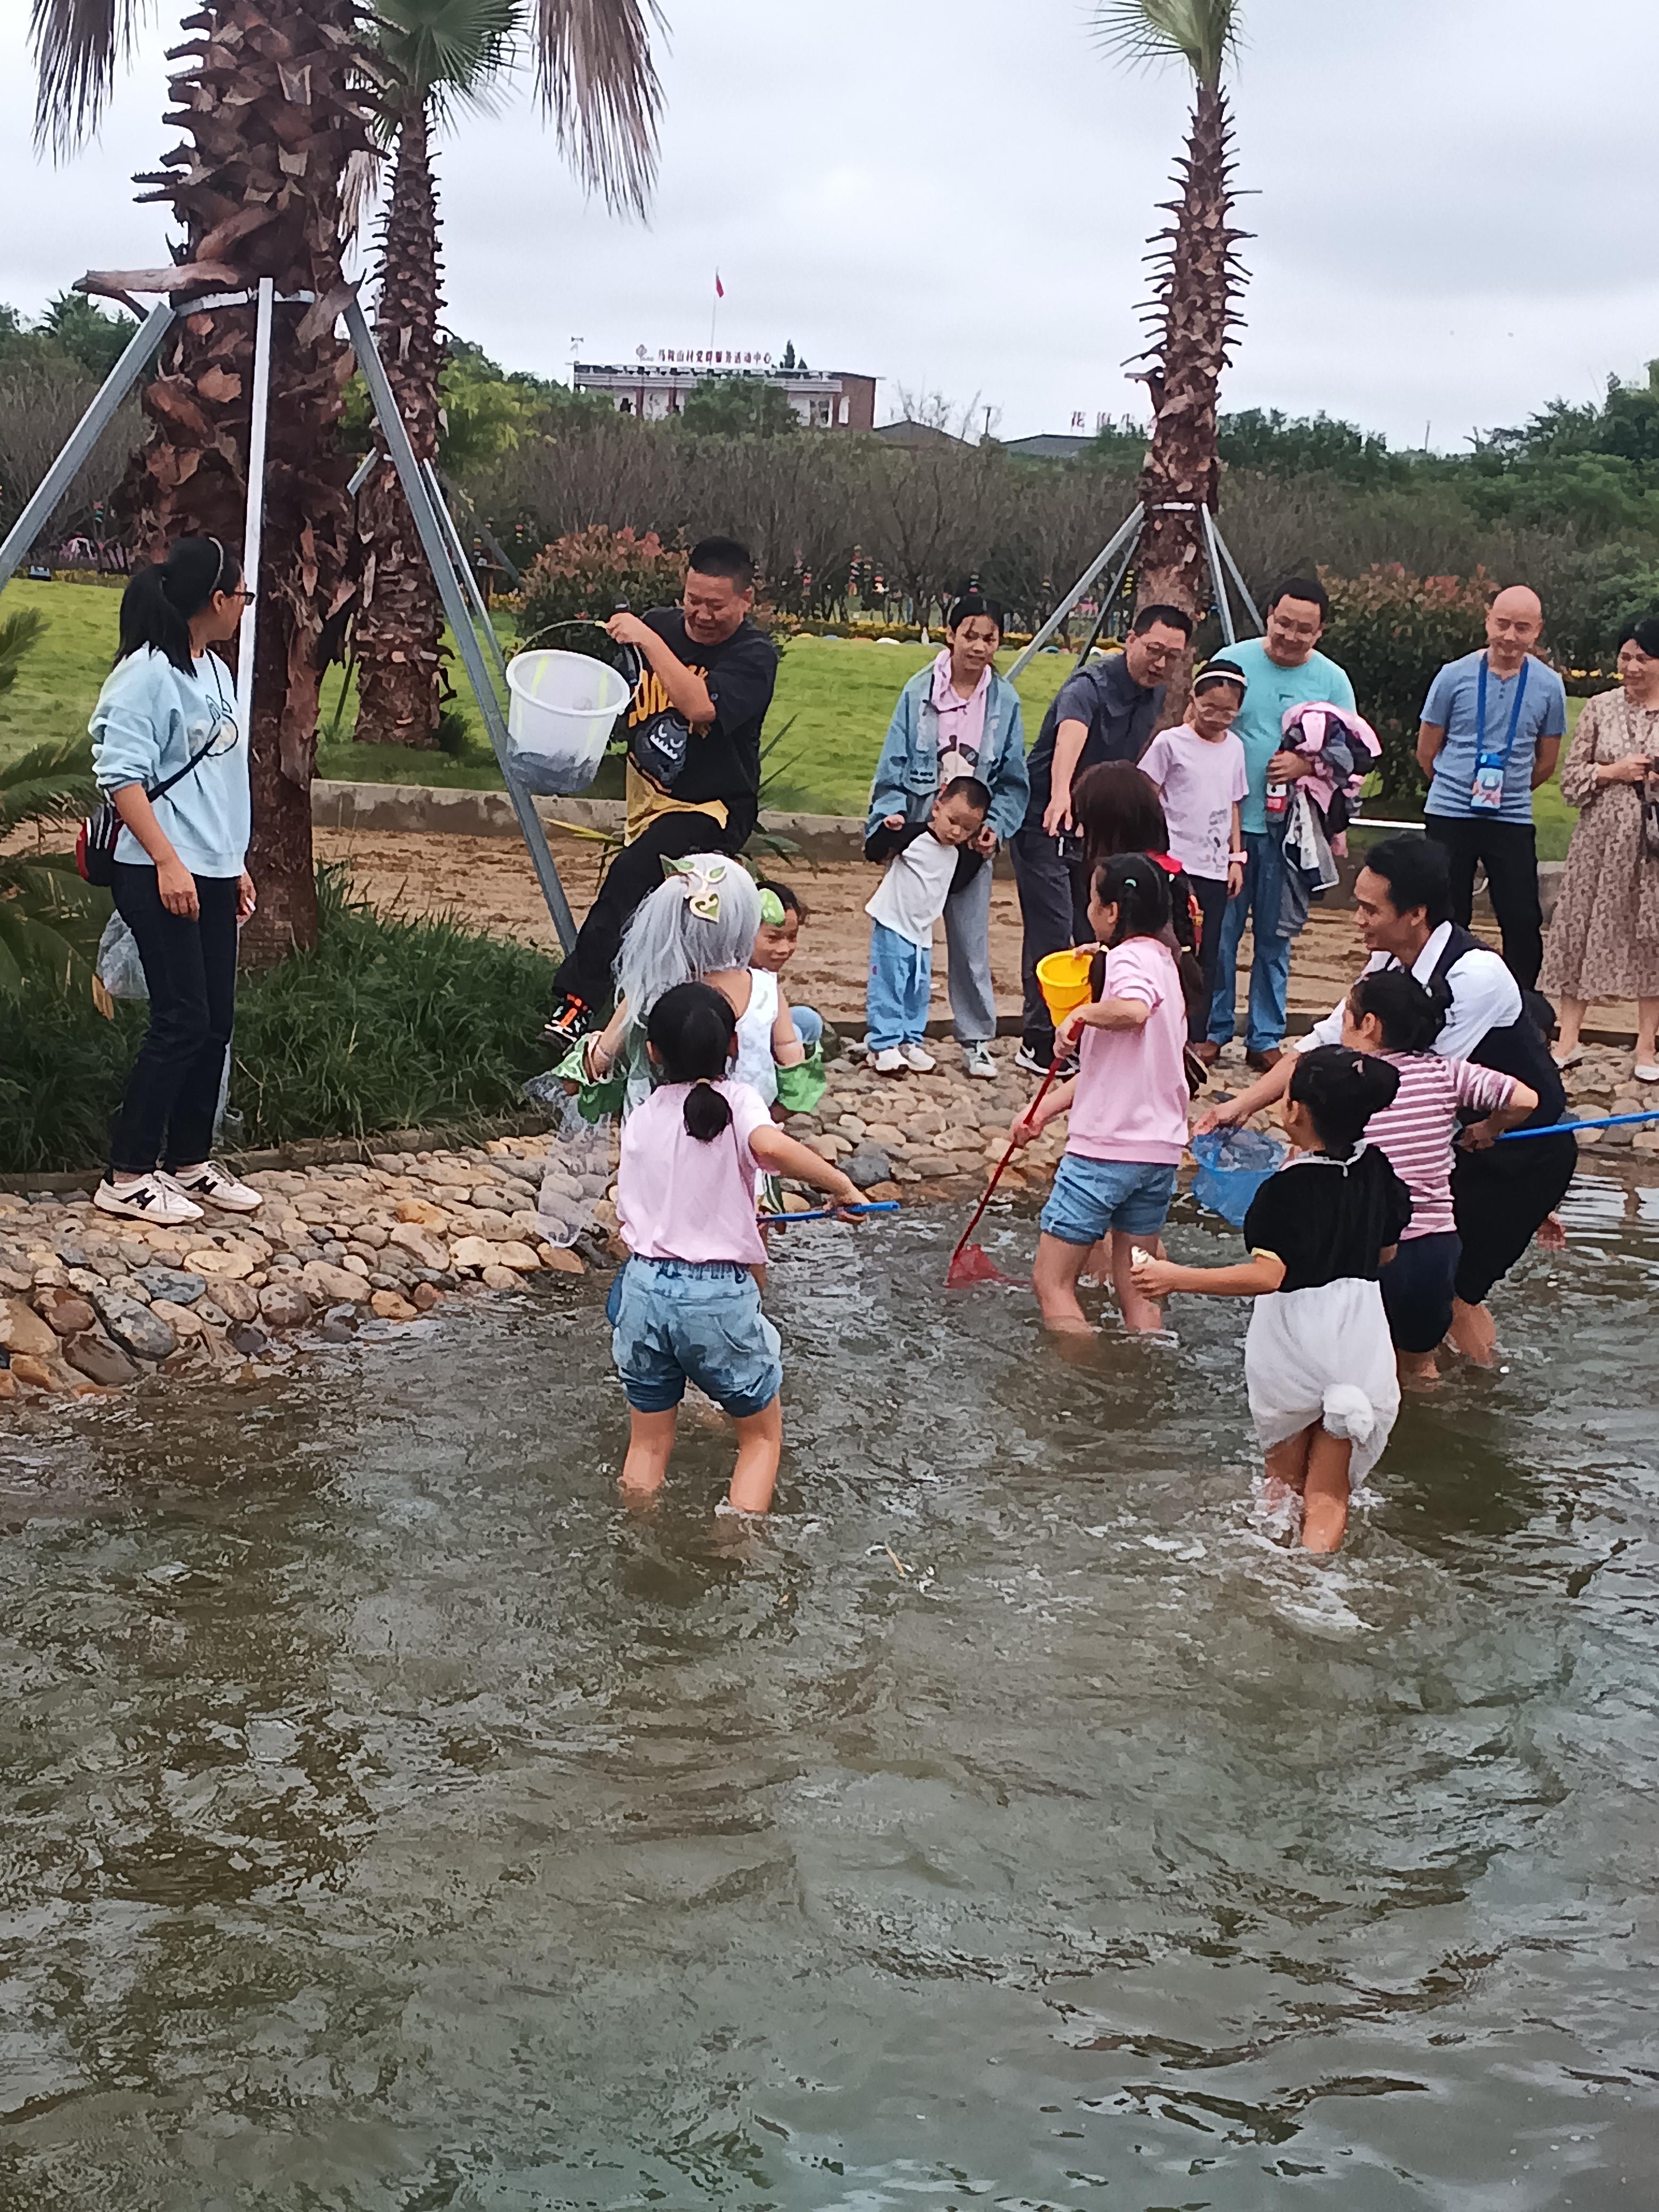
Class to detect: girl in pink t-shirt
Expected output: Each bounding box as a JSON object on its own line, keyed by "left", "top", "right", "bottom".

{"left": 1010, "top": 853, "right": 1193, "bottom": 1336}
{"left": 610, "top": 983, "right": 863, "bottom": 1515}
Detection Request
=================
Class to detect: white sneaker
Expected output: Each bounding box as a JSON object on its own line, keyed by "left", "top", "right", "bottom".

{"left": 95, "top": 1174, "right": 204, "bottom": 1226}
{"left": 1635, "top": 1062, "right": 1659, "bottom": 1084}
{"left": 159, "top": 1161, "right": 264, "bottom": 1213}
{"left": 870, "top": 1047, "right": 908, "bottom": 1075}
{"left": 899, "top": 1042, "right": 937, "bottom": 1073}
{"left": 961, "top": 1041, "right": 997, "bottom": 1080}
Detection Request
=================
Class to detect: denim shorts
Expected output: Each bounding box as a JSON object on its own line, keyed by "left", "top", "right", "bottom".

{"left": 1040, "top": 1154, "right": 1178, "bottom": 1245}
{"left": 609, "top": 1256, "right": 783, "bottom": 1418}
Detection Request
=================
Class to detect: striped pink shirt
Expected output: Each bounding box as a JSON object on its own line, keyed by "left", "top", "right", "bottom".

{"left": 1365, "top": 1051, "right": 1517, "bottom": 1238}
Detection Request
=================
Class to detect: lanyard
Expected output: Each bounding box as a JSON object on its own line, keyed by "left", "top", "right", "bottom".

{"left": 1474, "top": 652, "right": 1529, "bottom": 766}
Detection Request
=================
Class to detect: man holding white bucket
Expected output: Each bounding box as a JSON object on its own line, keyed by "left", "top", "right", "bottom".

{"left": 545, "top": 537, "right": 779, "bottom": 1041}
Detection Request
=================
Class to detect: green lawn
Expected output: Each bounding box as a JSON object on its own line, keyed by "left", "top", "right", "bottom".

{"left": 0, "top": 577, "right": 1579, "bottom": 853}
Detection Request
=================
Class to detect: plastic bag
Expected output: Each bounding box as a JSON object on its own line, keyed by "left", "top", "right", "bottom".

{"left": 534, "top": 1091, "right": 618, "bottom": 1249}
{"left": 95, "top": 912, "right": 148, "bottom": 1000}
{"left": 1190, "top": 1126, "right": 1287, "bottom": 1229}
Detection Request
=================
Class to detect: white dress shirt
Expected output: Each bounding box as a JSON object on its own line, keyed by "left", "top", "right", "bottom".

{"left": 1301, "top": 921, "right": 1522, "bottom": 1061}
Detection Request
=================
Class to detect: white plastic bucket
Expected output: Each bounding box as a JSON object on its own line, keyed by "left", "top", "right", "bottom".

{"left": 505, "top": 649, "right": 630, "bottom": 795}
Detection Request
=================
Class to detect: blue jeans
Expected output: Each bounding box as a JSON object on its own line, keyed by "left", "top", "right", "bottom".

{"left": 609, "top": 1256, "right": 782, "bottom": 1418}
{"left": 1208, "top": 829, "right": 1292, "bottom": 1053}
{"left": 1040, "top": 1155, "right": 1178, "bottom": 1245}
{"left": 866, "top": 922, "right": 931, "bottom": 1050}
{"left": 791, "top": 1006, "right": 823, "bottom": 1051}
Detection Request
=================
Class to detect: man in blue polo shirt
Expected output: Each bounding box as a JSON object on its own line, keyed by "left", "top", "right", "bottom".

{"left": 1417, "top": 584, "right": 1566, "bottom": 990}
{"left": 1205, "top": 576, "right": 1358, "bottom": 1068}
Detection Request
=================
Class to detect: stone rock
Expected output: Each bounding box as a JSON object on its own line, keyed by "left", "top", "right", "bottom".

{"left": 480, "top": 1264, "right": 518, "bottom": 1290}
{"left": 183, "top": 1246, "right": 255, "bottom": 1280}
{"left": 448, "top": 1236, "right": 496, "bottom": 1272}
{"left": 862, "top": 1122, "right": 906, "bottom": 1147}
{"left": 148, "top": 1299, "right": 206, "bottom": 1339}
{"left": 90, "top": 1290, "right": 177, "bottom": 1363}
{"left": 351, "top": 1225, "right": 389, "bottom": 1250}
{"left": 207, "top": 1278, "right": 258, "bottom": 1324}
{"left": 1, "top": 1296, "right": 60, "bottom": 1362}
{"left": 258, "top": 1282, "right": 312, "bottom": 1329}
{"left": 492, "top": 1241, "right": 541, "bottom": 1272}
{"left": 62, "top": 1331, "right": 139, "bottom": 1387}
{"left": 55, "top": 1239, "right": 92, "bottom": 1271}
{"left": 465, "top": 1209, "right": 516, "bottom": 1240}
{"left": 863, "top": 1182, "right": 903, "bottom": 1204}
{"left": 371, "top": 1290, "right": 418, "bottom": 1321}
{"left": 0, "top": 1369, "right": 14, "bottom": 1400}
{"left": 845, "top": 1149, "right": 893, "bottom": 1191}
{"left": 802, "top": 1133, "right": 852, "bottom": 1161}
{"left": 395, "top": 1197, "right": 448, "bottom": 1227}
{"left": 387, "top": 1221, "right": 449, "bottom": 1271}
{"left": 906, "top": 1109, "right": 947, "bottom": 1137}
{"left": 194, "top": 1298, "right": 231, "bottom": 1328}
{"left": 9, "top": 1354, "right": 58, "bottom": 1390}
{"left": 300, "top": 1262, "right": 371, "bottom": 1306}
{"left": 64, "top": 1266, "right": 109, "bottom": 1294}
{"left": 318, "top": 1319, "right": 356, "bottom": 1345}
{"left": 0, "top": 1269, "right": 33, "bottom": 1295}
{"left": 341, "top": 1255, "right": 371, "bottom": 1278}
{"left": 135, "top": 1264, "right": 207, "bottom": 1306}
{"left": 116, "top": 1238, "right": 152, "bottom": 1268}
{"left": 537, "top": 1245, "right": 586, "bottom": 1275}
{"left": 228, "top": 1322, "right": 270, "bottom": 1358}
{"left": 409, "top": 1282, "right": 441, "bottom": 1312}
{"left": 45, "top": 1296, "right": 97, "bottom": 1337}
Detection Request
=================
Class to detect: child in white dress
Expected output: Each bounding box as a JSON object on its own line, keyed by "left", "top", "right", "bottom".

{"left": 1133, "top": 1047, "right": 1411, "bottom": 1552}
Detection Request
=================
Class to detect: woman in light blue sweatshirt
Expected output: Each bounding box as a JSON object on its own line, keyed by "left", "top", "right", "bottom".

{"left": 89, "top": 535, "right": 264, "bottom": 1228}
{"left": 864, "top": 592, "right": 1028, "bottom": 1078}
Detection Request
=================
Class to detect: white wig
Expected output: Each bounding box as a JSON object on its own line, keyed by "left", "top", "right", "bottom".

{"left": 615, "top": 853, "right": 763, "bottom": 1020}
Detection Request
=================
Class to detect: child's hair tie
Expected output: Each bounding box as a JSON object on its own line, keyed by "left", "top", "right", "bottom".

{"left": 757, "top": 888, "right": 786, "bottom": 926}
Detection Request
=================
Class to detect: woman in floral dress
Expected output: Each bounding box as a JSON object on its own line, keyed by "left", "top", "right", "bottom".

{"left": 1541, "top": 617, "right": 1659, "bottom": 1082}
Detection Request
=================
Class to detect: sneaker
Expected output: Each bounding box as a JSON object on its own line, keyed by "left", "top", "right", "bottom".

{"left": 870, "top": 1046, "right": 908, "bottom": 1075}
{"left": 1014, "top": 1041, "right": 1053, "bottom": 1077}
{"left": 899, "top": 1042, "right": 937, "bottom": 1073}
{"left": 1245, "top": 1047, "right": 1283, "bottom": 1073}
{"left": 542, "top": 995, "right": 592, "bottom": 1046}
{"left": 961, "top": 1041, "right": 998, "bottom": 1080}
{"left": 159, "top": 1161, "right": 264, "bottom": 1213}
{"left": 94, "top": 1174, "right": 204, "bottom": 1226}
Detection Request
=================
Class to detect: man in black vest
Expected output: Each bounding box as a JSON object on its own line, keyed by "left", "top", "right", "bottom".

{"left": 1196, "top": 835, "right": 1576, "bottom": 1364}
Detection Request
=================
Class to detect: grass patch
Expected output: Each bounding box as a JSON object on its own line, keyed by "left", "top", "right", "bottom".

{"left": 0, "top": 867, "right": 556, "bottom": 1175}
{"left": 0, "top": 577, "right": 1582, "bottom": 851}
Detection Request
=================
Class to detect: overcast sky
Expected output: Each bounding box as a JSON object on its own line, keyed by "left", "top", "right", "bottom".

{"left": 2, "top": 0, "right": 1656, "bottom": 451}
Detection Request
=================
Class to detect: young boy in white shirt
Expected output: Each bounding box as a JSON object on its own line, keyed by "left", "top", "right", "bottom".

{"left": 864, "top": 776, "right": 991, "bottom": 1075}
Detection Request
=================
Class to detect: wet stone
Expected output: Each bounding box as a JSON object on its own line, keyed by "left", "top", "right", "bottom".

{"left": 90, "top": 1291, "right": 177, "bottom": 1364}
{"left": 135, "top": 1266, "right": 207, "bottom": 1307}
{"left": 62, "top": 1332, "right": 139, "bottom": 1388}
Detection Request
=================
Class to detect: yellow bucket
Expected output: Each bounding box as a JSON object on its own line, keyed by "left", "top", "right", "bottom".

{"left": 1036, "top": 946, "right": 1095, "bottom": 1026}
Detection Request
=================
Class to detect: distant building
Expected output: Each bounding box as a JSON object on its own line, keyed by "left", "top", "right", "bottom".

{"left": 871, "top": 418, "right": 971, "bottom": 449}
{"left": 1002, "top": 432, "right": 1096, "bottom": 462}
{"left": 574, "top": 358, "right": 876, "bottom": 431}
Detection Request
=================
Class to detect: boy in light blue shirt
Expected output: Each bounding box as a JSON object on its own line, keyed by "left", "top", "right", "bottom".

{"left": 1418, "top": 584, "right": 1565, "bottom": 990}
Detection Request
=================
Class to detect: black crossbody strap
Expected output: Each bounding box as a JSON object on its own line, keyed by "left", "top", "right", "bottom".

{"left": 145, "top": 659, "right": 233, "bottom": 803}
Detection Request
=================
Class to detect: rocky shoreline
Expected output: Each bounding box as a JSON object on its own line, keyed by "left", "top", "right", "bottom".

{"left": 3, "top": 1038, "right": 1653, "bottom": 1411}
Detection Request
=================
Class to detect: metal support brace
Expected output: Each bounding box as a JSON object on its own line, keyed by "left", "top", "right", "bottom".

{"left": 1199, "top": 506, "right": 1237, "bottom": 647}
{"left": 234, "top": 278, "right": 275, "bottom": 744}
{"left": 0, "top": 296, "right": 175, "bottom": 595}
{"left": 426, "top": 460, "right": 510, "bottom": 692}
{"left": 1006, "top": 506, "right": 1143, "bottom": 681}
{"left": 342, "top": 292, "right": 579, "bottom": 953}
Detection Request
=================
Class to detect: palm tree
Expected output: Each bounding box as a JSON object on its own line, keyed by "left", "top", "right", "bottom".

{"left": 354, "top": 0, "right": 520, "bottom": 750}
{"left": 0, "top": 734, "right": 105, "bottom": 994}
{"left": 30, "top": 0, "right": 665, "bottom": 957}
{"left": 1097, "top": 1, "right": 1249, "bottom": 626}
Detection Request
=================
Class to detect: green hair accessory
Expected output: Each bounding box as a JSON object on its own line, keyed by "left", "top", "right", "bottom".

{"left": 757, "top": 889, "right": 786, "bottom": 926}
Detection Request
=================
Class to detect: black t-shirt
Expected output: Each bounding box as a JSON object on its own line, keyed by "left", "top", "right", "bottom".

{"left": 1023, "top": 650, "right": 1166, "bottom": 825}
{"left": 627, "top": 610, "right": 778, "bottom": 824}
{"left": 1243, "top": 1146, "right": 1413, "bottom": 1292}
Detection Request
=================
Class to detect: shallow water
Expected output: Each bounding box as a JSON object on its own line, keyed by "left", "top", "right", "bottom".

{"left": 2, "top": 1175, "right": 1658, "bottom": 2210}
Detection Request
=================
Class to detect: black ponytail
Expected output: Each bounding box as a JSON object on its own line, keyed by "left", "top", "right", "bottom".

{"left": 1350, "top": 967, "right": 1449, "bottom": 1054}
{"left": 1289, "top": 1045, "right": 1401, "bottom": 1161}
{"left": 116, "top": 535, "right": 241, "bottom": 674}
{"left": 1092, "top": 851, "right": 1173, "bottom": 943}
{"left": 646, "top": 981, "right": 739, "bottom": 1142}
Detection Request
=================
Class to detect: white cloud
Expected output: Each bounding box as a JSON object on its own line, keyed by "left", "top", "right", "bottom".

{"left": 3, "top": 0, "right": 1657, "bottom": 450}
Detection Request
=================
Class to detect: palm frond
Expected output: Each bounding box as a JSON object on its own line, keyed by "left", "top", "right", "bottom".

{"left": 0, "top": 736, "right": 98, "bottom": 838}
{"left": 0, "top": 607, "right": 51, "bottom": 698}
{"left": 28, "top": 0, "right": 152, "bottom": 156}
{"left": 531, "top": 0, "right": 665, "bottom": 218}
{"left": 371, "top": 0, "right": 521, "bottom": 120}
{"left": 1094, "top": 0, "right": 1240, "bottom": 89}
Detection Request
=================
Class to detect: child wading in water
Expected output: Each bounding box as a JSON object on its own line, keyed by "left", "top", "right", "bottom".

{"left": 1340, "top": 968, "right": 1536, "bottom": 1388}
{"left": 863, "top": 776, "right": 991, "bottom": 1075}
{"left": 1133, "top": 1048, "right": 1411, "bottom": 1552}
{"left": 609, "top": 982, "right": 864, "bottom": 1514}
{"left": 1011, "top": 853, "right": 1193, "bottom": 1335}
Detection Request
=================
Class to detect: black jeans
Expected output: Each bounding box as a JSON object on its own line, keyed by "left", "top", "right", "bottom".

{"left": 1188, "top": 874, "right": 1228, "bottom": 1045}
{"left": 552, "top": 807, "right": 753, "bottom": 1011}
{"left": 1008, "top": 825, "right": 1091, "bottom": 1055}
{"left": 1423, "top": 814, "right": 1544, "bottom": 988}
{"left": 110, "top": 862, "right": 240, "bottom": 1177}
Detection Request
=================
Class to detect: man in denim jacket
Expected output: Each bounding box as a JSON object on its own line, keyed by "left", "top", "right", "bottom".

{"left": 864, "top": 593, "right": 1028, "bottom": 1078}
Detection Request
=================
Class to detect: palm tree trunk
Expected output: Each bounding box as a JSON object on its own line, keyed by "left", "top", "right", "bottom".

{"left": 122, "top": 0, "right": 368, "bottom": 962}
{"left": 1133, "top": 79, "right": 1247, "bottom": 706}
{"left": 354, "top": 105, "right": 446, "bottom": 749}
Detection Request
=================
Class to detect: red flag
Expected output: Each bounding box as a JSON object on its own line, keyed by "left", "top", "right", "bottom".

{"left": 714, "top": 271, "right": 725, "bottom": 299}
